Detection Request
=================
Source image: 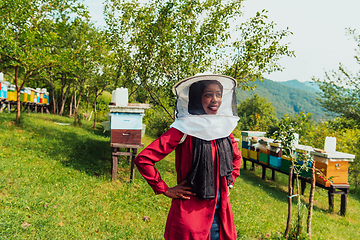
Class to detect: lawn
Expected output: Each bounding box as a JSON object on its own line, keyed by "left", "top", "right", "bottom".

{"left": 1, "top": 113, "right": 359, "bottom": 239}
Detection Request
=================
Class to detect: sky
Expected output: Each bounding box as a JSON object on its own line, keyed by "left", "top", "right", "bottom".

{"left": 83, "top": 0, "right": 360, "bottom": 83}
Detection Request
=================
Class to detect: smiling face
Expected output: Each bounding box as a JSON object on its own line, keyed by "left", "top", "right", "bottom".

{"left": 201, "top": 83, "right": 222, "bottom": 115}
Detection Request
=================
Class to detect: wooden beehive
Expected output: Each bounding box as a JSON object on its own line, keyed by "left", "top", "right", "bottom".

{"left": 241, "top": 131, "right": 266, "bottom": 159}
{"left": 311, "top": 151, "right": 355, "bottom": 187}
{"left": 109, "top": 103, "right": 151, "bottom": 146}
{"left": 249, "top": 137, "right": 259, "bottom": 161}
{"left": 280, "top": 155, "right": 292, "bottom": 173}
{"left": 258, "top": 138, "right": 272, "bottom": 165}
{"left": 295, "top": 145, "right": 314, "bottom": 178}
{"left": 269, "top": 142, "right": 282, "bottom": 169}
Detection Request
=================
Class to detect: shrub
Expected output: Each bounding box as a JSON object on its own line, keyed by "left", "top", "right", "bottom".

{"left": 143, "top": 104, "right": 174, "bottom": 138}
{"left": 96, "top": 91, "right": 112, "bottom": 122}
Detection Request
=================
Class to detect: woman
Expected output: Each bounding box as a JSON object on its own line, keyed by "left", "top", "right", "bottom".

{"left": 134, "top": 74, "right": 242, "bottom": 240}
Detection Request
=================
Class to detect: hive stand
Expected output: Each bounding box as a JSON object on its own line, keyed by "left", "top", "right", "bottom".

{"left": 243, "top": 157, "right": 351, "bottom": 216}
{"left": 328, "top": 184, "right": 350, "bottom": 216}
{"left": 0, "top": 100, "right": 49, "bottom": 114}
{"left": 111, "top": 143, "right": 144, "bottom": 182}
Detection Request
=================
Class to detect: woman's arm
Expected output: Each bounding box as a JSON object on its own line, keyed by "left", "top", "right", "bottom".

{"left": 230, "top": 133, "right": 242, "bottom": 182}
{"left": 134, "top": 128, "right": 185, "bottom": 195}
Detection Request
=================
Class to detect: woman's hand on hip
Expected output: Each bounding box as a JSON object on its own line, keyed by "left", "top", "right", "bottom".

{"left": 164, "top": 180, "right": 195, "bottom": 199}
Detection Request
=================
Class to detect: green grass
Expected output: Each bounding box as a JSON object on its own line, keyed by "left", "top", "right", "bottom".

{"left": 1, "top": 112, "right": 360, "bottom": 239}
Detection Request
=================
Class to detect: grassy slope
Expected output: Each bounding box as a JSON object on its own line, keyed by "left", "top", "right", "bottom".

{"left": 1, "top": 113, "right": 359, "bottom": 239}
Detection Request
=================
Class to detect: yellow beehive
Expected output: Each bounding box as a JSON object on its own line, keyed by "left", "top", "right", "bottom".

{"left": 241, "top": 131, "right": 266, "bottom": 160}
{"left": 45, "top": 92, "right": 49, "bottom": 104}
{"left": 249, "top": 137, "right": 259, "bottom": 161}
{"left": 8, "top": 85, "right": 16, "bottom": 101}
{"left": 30, "top": 89, "right": 35, "bottom": 103}
{"left": 241, "top": 148, "right": 249, "bottom": 159}
{"left": 23, "top": 88, "right": 28, "bottom": 102}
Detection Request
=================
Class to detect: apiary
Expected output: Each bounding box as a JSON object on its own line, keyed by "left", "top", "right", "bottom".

{"left": 311, "top": 150, "right": 355, "bottom": 187}
{"left": 241, "top": 131, "right": 266, "bottom": 159}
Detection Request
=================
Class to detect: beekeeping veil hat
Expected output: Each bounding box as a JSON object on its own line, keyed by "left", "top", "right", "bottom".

{"left": 170, "top": 74, "right": 239, "bottom": 140}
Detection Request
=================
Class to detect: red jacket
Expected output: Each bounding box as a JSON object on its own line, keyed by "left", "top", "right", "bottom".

{"left": 135, "top": 128, "right": 242, "bottom": 240}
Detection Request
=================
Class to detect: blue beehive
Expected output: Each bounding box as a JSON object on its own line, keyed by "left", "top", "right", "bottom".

{"left": 1, "top": 81, "right": 9, "bottom": 99}
{"left": 269, "top": 142, "right": 282, "bottom": 169}
{"left": 109, "top": 103, "right": 151, "bottom": 145}
{"left": 110, "top": 112, "right": 143, "bottom": 130}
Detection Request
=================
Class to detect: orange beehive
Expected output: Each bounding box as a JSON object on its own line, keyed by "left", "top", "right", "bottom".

{"left": 312, "top": 151, "right": 355, "bottom": 187}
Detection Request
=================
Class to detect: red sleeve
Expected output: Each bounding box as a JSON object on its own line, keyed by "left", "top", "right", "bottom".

{"left": 134, "top": 128, "right": 184, "bottom": 195}
{"left": 230, "top": 133, "right": 242, "bottom": 183}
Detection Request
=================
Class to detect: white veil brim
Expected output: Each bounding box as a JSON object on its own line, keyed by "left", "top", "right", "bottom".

{"left": 170, "top": 74, "right": 239, "bottom": 140}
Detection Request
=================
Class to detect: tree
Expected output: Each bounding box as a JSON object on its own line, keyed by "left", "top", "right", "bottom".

{"left": 87, "top": 30, "right": 115, "bottom": 128}
{"left": 104, "top": 0, "right": 294, "bottom": 121}
{"left": 272, "top": 113, "right": 314, "bottom": 239}
{"left": 314, "top": 28, "right": 360, "bottom": 123}
{"left": 225, "top": 9, "right": 295, "bottom": 90}
{"left": 105, "top": 0, "right": 243, "bottom": 119}
{"left": 236, "top": 94, "right": 278, "bottom": 131}
{"left": 313, "top": 28, "right": 360, "bottom": 195}
{"left": 0, "top": 0, "right": 89, "bottom": 121}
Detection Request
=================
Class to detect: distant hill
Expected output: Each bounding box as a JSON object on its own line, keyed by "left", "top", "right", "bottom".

{"left": 235, "top": 78, "right": 327, "bottom": 121}
{"left": 303, "top": 81, "right": 322, "bottom": 93}
{"left": 277, "top": 79, "right": 319, "bottom": 94}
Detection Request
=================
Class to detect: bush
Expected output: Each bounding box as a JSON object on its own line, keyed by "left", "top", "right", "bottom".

{"left": 143, "top": 104, "right": 174, "bottom": 138}
{"left": 96, "top": 91, "right": 112, "bottom": 122}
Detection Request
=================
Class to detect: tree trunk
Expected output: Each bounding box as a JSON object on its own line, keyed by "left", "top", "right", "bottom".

{"left": 73, "top": 84, "right": 83, "bottom": 126}
{"left": 86, "top": 89, "right": 90, "bottom": 120}
{"left": 307, "top": 161, "right": 316, "bottom": 239}
{"left": 59, "top": 79, "right": 70, "bottom": 116}
{"left": 88, "top": 110, "right": 93, "bottom": 121}
{"left": 52, "top": 88, "right": 57, "bottom": 114}
{"left": 295, "top": 174, "right": 302, "bottom": 238}
{"left": 284, "top": 163, "right": 294, "bottom": 238}
{"left": 93, "top": 94, "right": 98, "bottom": 129}
{"left": 14, "top": 66, "right": 21, "bottom": 122}
{"left": 69, "top": 84, "right": 75, "bottom": 117}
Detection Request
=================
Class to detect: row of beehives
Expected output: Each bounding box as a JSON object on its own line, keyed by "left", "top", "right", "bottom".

{"left": 241, "top": 131, "right": 355, "bottom": 187}
{"left": 0, "top": 81, "right": 49, "bottom": 105}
